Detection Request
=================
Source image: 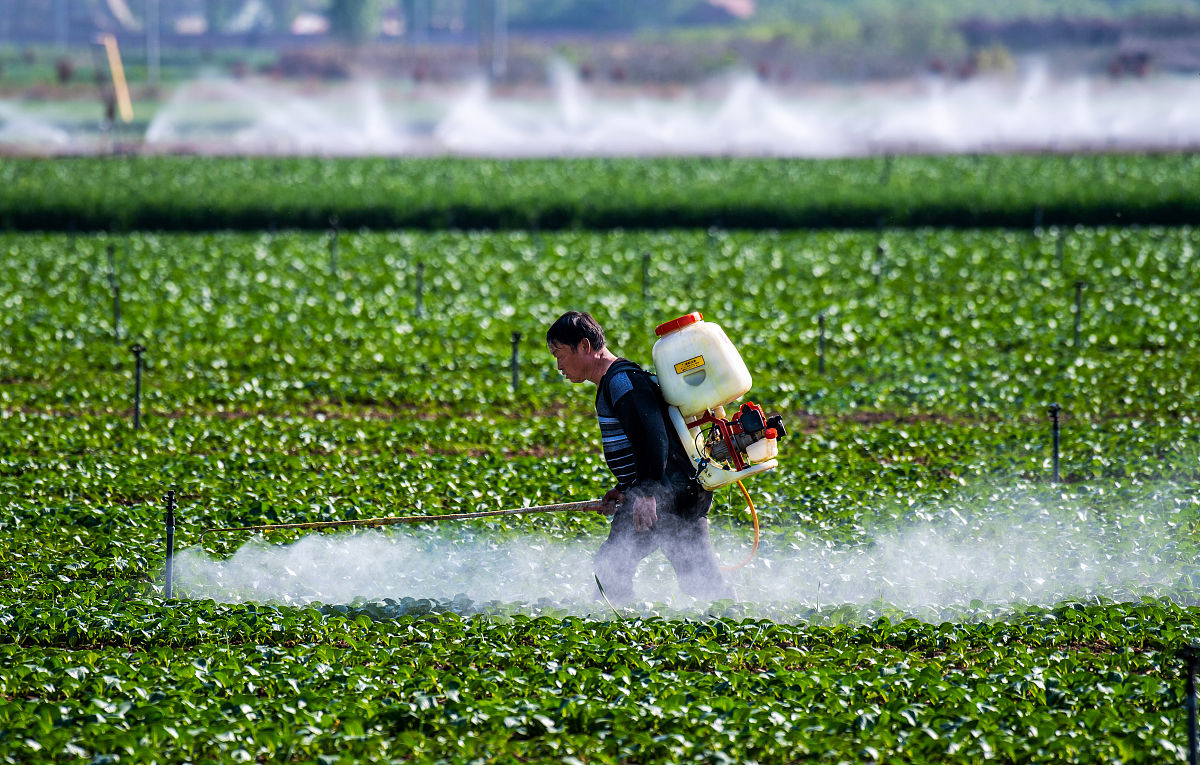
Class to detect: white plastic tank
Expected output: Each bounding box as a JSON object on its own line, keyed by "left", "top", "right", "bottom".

{"left": 652, "top": 312, "right": 752, "bottom": 419}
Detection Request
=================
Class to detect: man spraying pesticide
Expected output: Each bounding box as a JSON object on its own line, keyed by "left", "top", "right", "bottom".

{"left": 190, "top": 310, "right": 784, "bottom": 606}
{"left": 547, "top": 311, "right": 786, "bottom": 606}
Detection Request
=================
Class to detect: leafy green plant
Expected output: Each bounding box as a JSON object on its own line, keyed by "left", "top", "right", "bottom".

{"left": 3, "top": 219, "right": 1200, "bottom": 762}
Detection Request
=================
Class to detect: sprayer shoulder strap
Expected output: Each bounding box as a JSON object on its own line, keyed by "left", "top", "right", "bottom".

{"left": 600, "top": 359, "right": 650, "bottom": 412}
{"left": 601, "top": 359, "right": 693, "bottom": 475}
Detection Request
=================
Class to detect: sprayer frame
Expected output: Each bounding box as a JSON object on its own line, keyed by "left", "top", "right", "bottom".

{"left": 669, "top": 406, "right": 778, "bottom": 490}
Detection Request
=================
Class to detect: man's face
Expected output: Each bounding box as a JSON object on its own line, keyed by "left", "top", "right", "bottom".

{"left": 549, "top": 340, "right": 588, "bottom": 383}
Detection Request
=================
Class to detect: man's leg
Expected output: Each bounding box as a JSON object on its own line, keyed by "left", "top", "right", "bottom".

{"left": 658, "top": 512, "right": 736, "bottom": 602}
{"left": 593, "top": 504, "right": 658, "bottom": 605}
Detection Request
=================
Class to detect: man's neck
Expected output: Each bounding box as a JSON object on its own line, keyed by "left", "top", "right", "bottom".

{"left": 587, "top": 349, "right": 619, "bottom": 385}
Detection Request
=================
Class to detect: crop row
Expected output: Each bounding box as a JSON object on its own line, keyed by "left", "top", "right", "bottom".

{"left": 2, "top": 598, "right": 1198, "bottom": 763}
{"left": 3, "top": 154, "right": 1199, "bottom": 231}
{"left": 5, "top": 223, "right": 1200, "bottom": 763}
{"left": 4, "top": 404, "right": 1198, "bottom": 761}
{"left": 2, "top": 227, "right": 1196, "bottom": 415}
{"left": 4, "top": 406, "right": 1198, "bottom": 612}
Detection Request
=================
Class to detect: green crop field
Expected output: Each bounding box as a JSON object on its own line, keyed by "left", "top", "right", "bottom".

{"left": 3, "top": 153, "right": 1200, "bottom": 231}
{"left": 3, "top": 161, "right": 1200, "bottom": 762}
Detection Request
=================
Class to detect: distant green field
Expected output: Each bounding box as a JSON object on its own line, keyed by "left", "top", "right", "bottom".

{"left": 3, "top": 220, "right": 1200, "bottom": 761}
{"left": 3, "top": 153, "right": 1199, "bottom": 231}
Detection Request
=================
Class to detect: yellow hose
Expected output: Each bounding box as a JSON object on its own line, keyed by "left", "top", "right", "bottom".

{"left": 720, "top": 480, "right": 759, "bottom": 572}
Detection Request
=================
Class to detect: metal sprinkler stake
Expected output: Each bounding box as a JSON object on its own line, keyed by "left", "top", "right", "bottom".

{"left": 874, "top": 240, "right": 885, "bottom": 287}
{"left": 879, "top": 154, "right": 893, "bottom": 186}
{"left": 817, "top": 312, "right": 826, "bottom": 375}
{"left": 415, "top": 262, "right": 425, "bottom": 318}
{"left": 164, "top": 489, "right": 176, "bottom": 599}
{"left": 642, "top": 251, "right": 650, "bottom": 300}
{"left": 1048, "top": 403, "right": 1061, "bottom": 482}
{"left": 130, "top": 343, "right": 145, "bottom": 429}
{"left": 1073, "top": 280, "right": 1086, "bottom": 349}
{"left": 328, "top": 214, "right": 339, "bottom": 278}
{"left": 511, "top": 331, "right": 521, "bottom": 394}
{"left": 106, "top": 245, "right": 121, "bottom": 342}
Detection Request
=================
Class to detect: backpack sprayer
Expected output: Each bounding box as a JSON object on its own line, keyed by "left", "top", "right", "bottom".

{"left": 652, "top": 312, "right": 787, "bottom": 491}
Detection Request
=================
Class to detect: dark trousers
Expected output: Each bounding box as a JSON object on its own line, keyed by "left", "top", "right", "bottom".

{"left": 594, "top": 502, "right": 735, "bottom": 605}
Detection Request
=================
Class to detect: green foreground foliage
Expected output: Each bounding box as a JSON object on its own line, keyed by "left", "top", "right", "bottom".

{"left": 4, "top": 153, "right": 1199, "bottom": 232}
{"left": 2, "top": 223, "right": 1200, "bottom": 762}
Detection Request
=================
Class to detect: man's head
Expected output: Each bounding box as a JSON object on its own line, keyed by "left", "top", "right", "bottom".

{"left": 546, "top": 311, "right": 605, "bottom": 351}
{"left": 547, "top": 311, "right": 608, "bottom": 384}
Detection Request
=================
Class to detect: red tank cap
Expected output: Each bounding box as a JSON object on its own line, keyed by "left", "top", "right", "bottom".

{"left": 655, "top": 312, "right": 703, "bottom": 337}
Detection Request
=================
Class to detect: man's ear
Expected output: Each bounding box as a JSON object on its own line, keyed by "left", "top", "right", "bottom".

{"left": 576, "top": 338, "right": 592, "bottom": 355}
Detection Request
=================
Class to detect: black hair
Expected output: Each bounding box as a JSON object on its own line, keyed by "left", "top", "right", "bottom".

{"left": 546, "top": 311, "right": 606, "bottom": 350}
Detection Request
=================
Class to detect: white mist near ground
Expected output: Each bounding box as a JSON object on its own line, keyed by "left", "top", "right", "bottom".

{"left": 734, "top": 511, "right": 1175, "bottom": 609}
{"left": 173, "top": 529, "right": 601, "bottom": 605}
{"left": 173, "top": 495, "right": 1188, "bottom": 613}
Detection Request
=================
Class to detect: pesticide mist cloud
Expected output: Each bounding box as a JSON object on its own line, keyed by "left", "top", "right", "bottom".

{"left": 173, "top": 530, "right": 600, "bottom": 606}
{"left": 734, "top": 506, "right": 1178, "bottom": 610}
{"left": 174, "top": 489, "right": 1191, "bottom": 618}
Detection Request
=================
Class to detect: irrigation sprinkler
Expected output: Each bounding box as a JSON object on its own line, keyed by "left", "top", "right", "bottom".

{"left": 197, "top": 499, "right": 604, "bottom": 546}
{"left": 1048, "top": 403, "right": 1062, "bottom": 482}
{"left": 106, "top": 245, "right": 121, "bottom": 342}
{"left": 1033, "top": 205, "right": 1044, "bottom": 233}
{"left": 817, "top": 312, "right": 826, "bottom": 375}
{"left": 511, "top": 331, "right": 521, "bottom": 394}
{"left": 164, "top": 489, "right": 176, "bottom": 599}
{"left": 415, "top": 262, "right": 425, "bottom": 318}
{"left": 130, "top": 343, "right": 145, "bottom": 429}
{"left": 328, "top": 214, "right": 339, "bottom": 278}
{"left": 1073, "top": 281, "right": 1086, "bottom": 349}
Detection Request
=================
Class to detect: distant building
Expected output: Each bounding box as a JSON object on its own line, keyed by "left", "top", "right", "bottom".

{"left": 678, "top": 0, "right": 756, "bottom": 26}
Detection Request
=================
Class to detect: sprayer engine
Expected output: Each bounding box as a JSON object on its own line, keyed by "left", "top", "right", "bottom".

{"left": 704, "top": 402, "right": 788, "bottom": 467}
{"left": 652, "top": 312, "right": 787, "bottom": 490}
